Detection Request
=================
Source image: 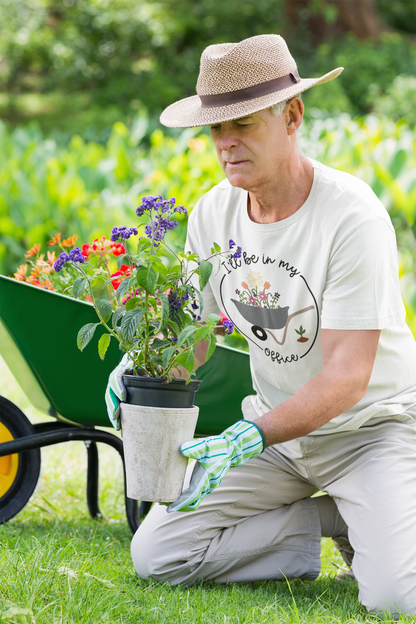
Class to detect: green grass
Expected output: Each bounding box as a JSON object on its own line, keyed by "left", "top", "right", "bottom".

{"left": 0, "top": 356, "right": 412, "bottom": 623}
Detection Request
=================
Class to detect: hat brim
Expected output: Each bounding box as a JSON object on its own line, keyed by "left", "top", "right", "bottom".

{"left": 160, "top": 67, "right": 343, "bottom": 128}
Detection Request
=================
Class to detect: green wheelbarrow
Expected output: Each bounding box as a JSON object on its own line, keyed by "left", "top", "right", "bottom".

{"left": 0, "top": 274, "right": 254, "bottom": 532}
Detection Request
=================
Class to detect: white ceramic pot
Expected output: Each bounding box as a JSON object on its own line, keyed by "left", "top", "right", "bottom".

{"left": 120, "top": 403, "right": 199, "bottom": 502}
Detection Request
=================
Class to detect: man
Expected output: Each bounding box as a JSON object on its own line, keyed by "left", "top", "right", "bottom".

{"left": 127, "top": 35, "right": 416, "bottom": 616}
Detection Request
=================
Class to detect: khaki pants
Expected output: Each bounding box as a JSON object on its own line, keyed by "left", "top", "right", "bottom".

{"left": 131, "top": 413, "right": 416, "bottom": 617}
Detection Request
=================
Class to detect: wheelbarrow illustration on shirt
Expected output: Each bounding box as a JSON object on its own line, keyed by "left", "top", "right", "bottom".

{"left": 231, "top": 299, "right": 315, "bottom": 346}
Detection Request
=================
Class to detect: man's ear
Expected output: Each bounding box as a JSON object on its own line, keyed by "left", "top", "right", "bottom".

{"left": 286, "top": 97, "right": 304, "bottom": 134}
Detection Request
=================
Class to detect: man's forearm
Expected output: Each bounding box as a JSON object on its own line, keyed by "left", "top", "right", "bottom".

{"left": 256, "top": 368, "right": 367, "bottom": 447}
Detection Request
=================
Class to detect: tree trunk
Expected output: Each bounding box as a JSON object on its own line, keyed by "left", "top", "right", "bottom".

{"left": 283, "top": 0, "right": 385, "bottom": 44}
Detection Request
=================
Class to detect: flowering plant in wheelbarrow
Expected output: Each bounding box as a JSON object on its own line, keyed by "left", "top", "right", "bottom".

{"left": 53, "top": 195, "right": 240, "bottom": 502}
{"left": 53, "top": 195, "right": 237, "bottom": 382}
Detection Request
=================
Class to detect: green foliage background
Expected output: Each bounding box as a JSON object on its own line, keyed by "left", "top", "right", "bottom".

{"left": 0, "top": 0, "right": 415, "bottom": 139}
{"left": 0, "top": 0, "right": 415, "bottom": 338}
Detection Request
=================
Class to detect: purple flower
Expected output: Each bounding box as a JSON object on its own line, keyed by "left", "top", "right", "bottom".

{"left": 68, "top": 247, "right": 86, "bottom": 263}
{"left": 53, "top": 252, "right": 69, "bottom": 272}
{"left": 228, "top": 239, "right": 235, "bottom": 249}
{"left": 171, "top": 336, "right": 178, "bottom": 342}
{"left": 174, "top": 205, "right": 188, "bottom": 215}
{"left": 235, "top": 289, "right": 240, "bottom": 295}
{"left": 274, "top": 292, "right": 280, "bottom": 299}
{"left": 111, "top": 226, "right": 138, "bottom": 242}
{"left": 222, "top": 319, "right": 234, "bottom": 335}
{"left": 191, "top": 301, "right": 199, "bottom": 310}
{"left": 232, "top": 246, "right": 242, "bottom": 259}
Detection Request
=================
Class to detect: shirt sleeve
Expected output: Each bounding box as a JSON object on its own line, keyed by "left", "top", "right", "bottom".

{"left": 185, "top": 209, "right": 221, "bottom": 321}
{"left": 321, "top": 217, "right": 406, "bottom": 330}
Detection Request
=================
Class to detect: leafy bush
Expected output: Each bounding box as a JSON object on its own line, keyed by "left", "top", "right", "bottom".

{"left": 302, "top": 33, "right": 416, "bottom": 117}
{"left": 373, "top": 75, "right": 416, "bottom": 127}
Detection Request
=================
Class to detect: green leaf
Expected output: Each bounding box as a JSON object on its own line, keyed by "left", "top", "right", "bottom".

{"left": 116, "top": 254, "right": 131, "bottom": 269}
{"left": 137, "top": 237, "right": 151, "bottom": 253}
{"left": 136, "top": 265, "right": 158, "bottom": 295}
{"left": 206, "top": 313, "right": 221, "bottom": 327}
{"left": 162, "top": 345, "right": 176, "bottom": 369}
{"left": 175, "top": 349, "right": 195, "bottom": 374}
{"left": 151, "top": 338, "right": 173, "bottom": 350}
{"left": 158, "top": 292, "right": 169, "bottom": 332}
{"left": 73, "top": 276, "right": 88, "bottom": 298}
{"left": 193, "top": 287, "right": 204, "bottom": 315}
{"left": 103, "top": 274, "right": 124, "bottom": 288}
{"left": 120, "top": 308, "right": 144, "bottom": 342}
{"left": 95, "top": 298, "right": 113, "bottom": 322}
{"left": 115, "top": 276, "right": 133, "bottom": 301}
{"left": 177, "top": 325, "right": 197, "bottom": 348}
{"left": 198, "top": 260, "right": 213, "bottom": 291}
{"left": 194, "top": 325, "right": 211, "bottom": 342}
{"left": 125, "top": 296, "right": 141, "bottom": 311}
{"left": 77, "top": 323, "right": 99, "bottom": 351}
{"left": 112, "top": 307, "right": 125, "bottom": 326}
{"left": 213, "top": 242, "right": 221, "bottom": 253}
{"left": 205, "top": 333, "right": 217, "bottom": 362}
{"left": 98, "top": 334, "right": 111, "bottom": 360}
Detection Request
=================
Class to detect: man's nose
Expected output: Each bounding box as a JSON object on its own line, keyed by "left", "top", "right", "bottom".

{"left": 217, "top": 128, "right": 239, "bottom": 151}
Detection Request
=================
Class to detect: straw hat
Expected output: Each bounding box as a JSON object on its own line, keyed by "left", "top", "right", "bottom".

{"left": 160, "top": 34, "right": 343, "bottom": 128}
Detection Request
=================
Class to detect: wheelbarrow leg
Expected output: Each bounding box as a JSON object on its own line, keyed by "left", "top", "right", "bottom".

{"left": 85, "top": 441, "right": 102, "bottom": 519}
{"left": 139, "top": 501, "right": 152, "bottom": 517}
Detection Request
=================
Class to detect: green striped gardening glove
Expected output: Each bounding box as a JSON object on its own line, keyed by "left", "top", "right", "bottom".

{"left": 105, "top": 353, "right": 134, "bottom": 431}
{"left": 167, "top": 420, "right": 265, "bottom": 513}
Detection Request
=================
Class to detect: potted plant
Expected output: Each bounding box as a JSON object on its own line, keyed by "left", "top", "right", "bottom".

{"left": 51, "top": 195, "right": 240, "bottom": 501}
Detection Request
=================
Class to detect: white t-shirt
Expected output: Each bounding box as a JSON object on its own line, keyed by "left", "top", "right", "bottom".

{"left": 186, "top": 159, "right": 416, "bottom": 434}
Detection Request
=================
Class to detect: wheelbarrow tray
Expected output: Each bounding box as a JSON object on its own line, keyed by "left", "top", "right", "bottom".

{"left": 0, "top": 275, "right": 254, "bottom": 435}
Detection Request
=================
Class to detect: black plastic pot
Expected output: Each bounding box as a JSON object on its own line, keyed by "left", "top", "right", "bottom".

{"left": 122, "top": 375, "right": 201, "bottom": 409}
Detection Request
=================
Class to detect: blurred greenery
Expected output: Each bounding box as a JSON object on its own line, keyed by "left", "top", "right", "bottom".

{"left": 0, "top": 1, "right": 415, "bottom": 140}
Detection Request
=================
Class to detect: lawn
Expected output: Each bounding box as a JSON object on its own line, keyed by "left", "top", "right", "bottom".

{"left": 0, "top": 355, "right": 411, "bottom": 623}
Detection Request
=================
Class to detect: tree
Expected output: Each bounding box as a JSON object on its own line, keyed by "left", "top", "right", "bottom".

{"left": 283, "top": 0, "right": 386, "bottom": 44}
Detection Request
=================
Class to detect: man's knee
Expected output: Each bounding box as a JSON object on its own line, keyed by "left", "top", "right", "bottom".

{"left": 361, "top": 581, "right": 416, "bottom": 619}
{"left": 130, "top": 522, "right": 194, "bottom": 586}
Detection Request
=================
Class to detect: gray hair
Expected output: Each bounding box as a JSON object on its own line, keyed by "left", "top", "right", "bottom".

{"left": 269, "top": 94, "right": 302, "bottom": 116}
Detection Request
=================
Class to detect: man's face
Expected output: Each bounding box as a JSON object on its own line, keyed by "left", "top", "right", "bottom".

{"left": 210, "top": 108, "right": 290, "bottom": 193}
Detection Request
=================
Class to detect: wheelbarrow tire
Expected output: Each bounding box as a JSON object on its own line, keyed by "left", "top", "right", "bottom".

{"left": 0, "top": 396, "right": 41, "bottom": 523}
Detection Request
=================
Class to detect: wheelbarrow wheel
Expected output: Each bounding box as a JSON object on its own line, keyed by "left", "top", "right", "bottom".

{"left": 0, "top": 396, "right": 41, "bottom": 523}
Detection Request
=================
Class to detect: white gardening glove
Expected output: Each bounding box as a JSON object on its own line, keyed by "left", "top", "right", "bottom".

{"left": 105, "top": 353, "right": 134, "bottom": 430}
{"left": 167, "top": 420, "right": 265, "bottom": 513}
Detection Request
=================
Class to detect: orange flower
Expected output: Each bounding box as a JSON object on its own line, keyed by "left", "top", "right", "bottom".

{"left": 264, "top": 281, "right": 271, "bottom": 289}
{"left": 39, "top": 279, "right": 54, "bottom": 291}
{"left": 62, "top": 234, "right": 79, "bottom": 248}
{"left": 48, "top": 233, "right": 61, "bottom": 247}
{"left": 30, "top": 266, "right": 42, "bottom": 279}
{"left": 25, "top": 244, "right": 41, "bottom": 258}
{"left": 26, "top": 275, "right": 41, "bottom": 286}
{"left": 241, "top": 281, "right": 248, "bottom": 289}
{"left": 47, "top": 250, "right": 56, "bottom": 265}
{"left": 14, "top": 264, "right": 28, "bottom": 281}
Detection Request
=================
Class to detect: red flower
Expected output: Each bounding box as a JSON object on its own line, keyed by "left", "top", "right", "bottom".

{"left": 111, "top": 242, "right": 126, "bottom": 257}
{"left": 81, "top": 243, "right": 90, "bottom": 260}
{"left": 111, "top": 264, "right": 131, "bottom": 290}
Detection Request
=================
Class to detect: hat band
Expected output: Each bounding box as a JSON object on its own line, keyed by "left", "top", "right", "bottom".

{"left": 199, "top": 69, "right": 301, "bottom": 109}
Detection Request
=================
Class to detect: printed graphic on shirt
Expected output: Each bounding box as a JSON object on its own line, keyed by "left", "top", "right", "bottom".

{"left": 219, "top": 252, "right": 319, "bottom": 364}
